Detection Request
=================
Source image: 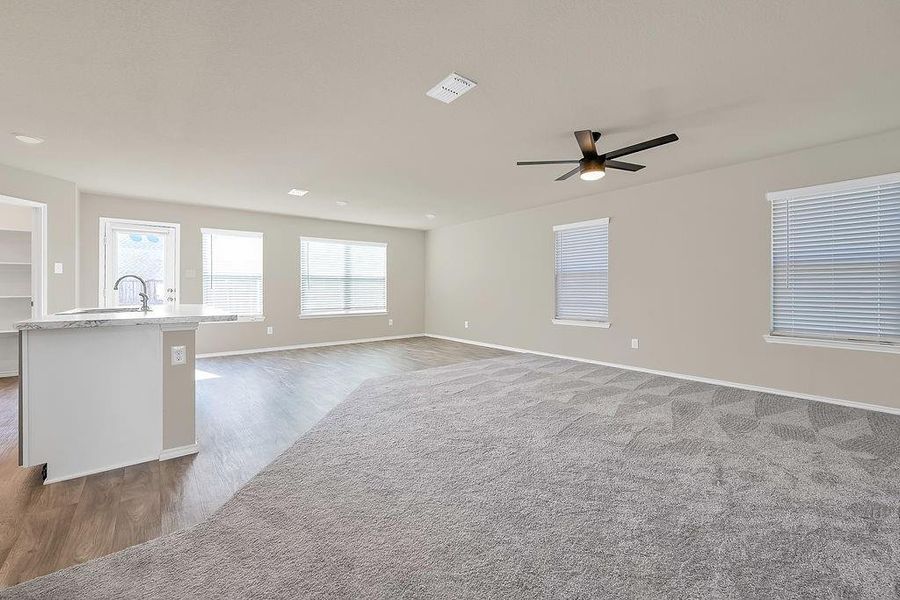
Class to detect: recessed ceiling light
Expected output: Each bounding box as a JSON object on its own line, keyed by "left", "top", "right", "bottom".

{"left": 425, "top": 214, "right": 437, "bottom": 220}
{"left": 288, "top": 188, "right": 309, "bottom": 197}
{"left": 13, "top": 133, "right": 44, "bottom": 145}
{"left": 335, "top": 201, "right": 348, "bottom": 207}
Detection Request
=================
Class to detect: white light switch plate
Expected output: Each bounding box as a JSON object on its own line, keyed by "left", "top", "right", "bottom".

{"left": 631, "top": 338, "right": 639, "bottom": 349}
{"left": 266, "top": 326, "right": 273, "bottom": 335}
{"left": 171, "top": 345, "right": 186, "bottom": 365}
{"left": 388, "top": 319, "right": 393, "bottom": 326}
{"left": 464, "top": 321, "right": 469, "bottom": 329}
{"left": 54, "top": 262, "right": 63, "bottom": 274}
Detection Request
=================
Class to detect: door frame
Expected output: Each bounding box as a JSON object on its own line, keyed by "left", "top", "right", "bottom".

{"left": 98, "top": 217, "right": 181, "bottom": 308}
{"left": 0, "top": 194, "right": 47, "bottom": 319}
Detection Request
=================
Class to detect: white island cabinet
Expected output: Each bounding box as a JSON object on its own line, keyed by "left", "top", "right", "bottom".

{"left": 17, "top": 304, "right": 236, "bottom": 484}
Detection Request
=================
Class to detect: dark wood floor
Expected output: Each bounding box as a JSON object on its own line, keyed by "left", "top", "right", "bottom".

{"left": 0, "top": 336, "right": 507, "bottom": 588}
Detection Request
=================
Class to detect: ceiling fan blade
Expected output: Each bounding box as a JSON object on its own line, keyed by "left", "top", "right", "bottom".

{"left": 574, "top": 130, "right": 597, "bottom": 157}
{"left": 602, "top": 133, "right": 679, "bottom": 161}
{"left": 605, "top": 160, "right": 645, "bottom": 172}
{"left": 516, "top": 159, "right": 580, "bottom": 166}
{"left": 555, "top": 165, "right": 582, "bottom": 181}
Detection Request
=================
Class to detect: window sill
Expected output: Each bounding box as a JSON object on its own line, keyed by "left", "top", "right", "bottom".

{"left": 203, "top": 315, "right": 265, "bottom": 324}
{"left": 763, "top": 334, "right": 900, "bottom": 355}
{"left": 299, "top": 311, "right": 388, "bottom": 320}
{"left": 552, "top": 319, "right": 610, "bottom": 329}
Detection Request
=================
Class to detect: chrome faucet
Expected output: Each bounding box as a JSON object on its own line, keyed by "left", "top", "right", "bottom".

{"left": 113, "top": 275, "right": 151, "bottom": 312}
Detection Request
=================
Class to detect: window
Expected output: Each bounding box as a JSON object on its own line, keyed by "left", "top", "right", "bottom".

{"left": 300, "top": 237, "right": 387, "bottom": 317}
{"left": 201, "top": 228, "right": 264, "bottom": 319}
{"left": 768, "top": 172, "right": 900, "bottom": 349}
{"left": 553, "top": 218, "right": 609, "bottom": 327}
{"left": 100, "top": 218, "right": 179, "bottom": 308}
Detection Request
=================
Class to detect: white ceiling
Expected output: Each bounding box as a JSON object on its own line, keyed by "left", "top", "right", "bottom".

{"left": 1, "top": 1, "right": 899, "bottom": 230}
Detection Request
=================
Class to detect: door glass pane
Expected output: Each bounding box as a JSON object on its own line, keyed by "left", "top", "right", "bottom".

{"left": 114, "top": 231, "right": 167, "bottom": 306}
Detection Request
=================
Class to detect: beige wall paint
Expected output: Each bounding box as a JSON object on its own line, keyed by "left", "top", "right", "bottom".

{"left": 0, "top": 163, "right": 78, "bottom": 313}
{"left": 161, "top": 328, "right": 196, "bottom": 450}
{"left": 0, "top": 203, "right": 33, "bottom": 231}
{"left": 426, "top": 128, "right": 900, "bottom": 411}
{"left": 78, "top": 193, "right": 426, "bottom": 354}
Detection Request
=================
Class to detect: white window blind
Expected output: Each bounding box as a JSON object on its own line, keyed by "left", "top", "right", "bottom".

{"left": 554, "top": 218, "right": 609, "bottom": 324}
{"left": 300, "top": 237, "right": 386, "bottom": 316}
{"left": 770, "top": 173, "right": 900, "bottom": 345}
{"left": 201, "top": 229, "right": 264, "bottom": 317}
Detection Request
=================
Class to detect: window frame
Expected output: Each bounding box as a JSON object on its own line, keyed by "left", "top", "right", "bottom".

{"left": 298, "top": 236, "right": 388, "bottom": 319}
{"left": 98, "top": 217, "right": 181, "bottom": 309}
{"left": 200, "top": 227, "right": 265, "bottom": 322}
{"left": 551, "top": 217, "right": 610, "bottom": 329}
{"left": 765, "top": 171, "right": 900, "bottom": 354}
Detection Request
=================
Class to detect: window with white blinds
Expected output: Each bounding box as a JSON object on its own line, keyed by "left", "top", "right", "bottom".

{"left": 769, "top": 172, "right": 900, "bottom": 346}
{"left": 201, "top": 229, "right": 264, "bottom": 318}
{"left": 553, "top": 218, "right": 609, "bottom": 326}
{"left": 300, "top": 237, "right": 387, "bottom": 316}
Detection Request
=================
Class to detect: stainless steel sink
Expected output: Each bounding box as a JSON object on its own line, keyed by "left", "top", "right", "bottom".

{"left": 63, "top": 307, "right": 150, "bottom": 315}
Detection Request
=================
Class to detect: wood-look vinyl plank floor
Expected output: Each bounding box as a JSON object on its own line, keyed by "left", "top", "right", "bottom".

{"left": 0, "top": 336, "right": 507, "bottom": 588}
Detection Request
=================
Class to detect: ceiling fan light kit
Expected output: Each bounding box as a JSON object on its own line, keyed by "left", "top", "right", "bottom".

{"left": 579, "top": 159, "right": 606, "bottom": 181}
{"left": 517, "top": 130, "right": 678, "bottom": 182}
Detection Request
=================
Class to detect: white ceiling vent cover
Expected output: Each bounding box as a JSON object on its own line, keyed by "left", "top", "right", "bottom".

{"left": 426, "top": 73, "right": 477, "bottom": 104}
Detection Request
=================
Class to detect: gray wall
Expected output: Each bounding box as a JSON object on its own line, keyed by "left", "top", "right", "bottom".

{"left": 426, "top": 128, "right": 900, "bottom": 411}
{"left": 0, "top": 163, "right": 78, "bottom": 313}
{"left": 79, "top": 193, "right": 425, "bottom": 354}
{"left": 162, "top": 328, "right": 196, "bottom": 450}
{"left": 0, "top": 204, "right": 32, "bottom": 231}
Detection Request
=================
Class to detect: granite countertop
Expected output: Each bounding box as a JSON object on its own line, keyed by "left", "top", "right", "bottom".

{"left": 17, "top": 304, "right": 238, "bottom": 330}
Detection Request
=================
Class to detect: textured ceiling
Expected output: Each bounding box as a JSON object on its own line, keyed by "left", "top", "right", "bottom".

{"left": 1, "top": 1, "right": 899, "bottom": 229}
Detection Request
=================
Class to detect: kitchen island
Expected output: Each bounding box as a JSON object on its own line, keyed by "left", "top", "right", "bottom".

{"left": 17, "top": 304, "right": 236, "bottom": 483}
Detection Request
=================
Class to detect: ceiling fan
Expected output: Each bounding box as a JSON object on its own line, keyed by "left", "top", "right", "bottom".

{"left": 517, "top": 130, "right": 679, "bottom": 181}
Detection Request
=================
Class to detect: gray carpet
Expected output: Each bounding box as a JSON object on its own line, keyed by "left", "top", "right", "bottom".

{"left": 5, "top": 354, "right": 900, "bottom": 599}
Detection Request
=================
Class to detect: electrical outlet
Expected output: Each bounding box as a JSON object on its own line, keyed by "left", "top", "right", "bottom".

{"left": 171, "top": 345, "right": 186, "bottom": 365}
{"left": 631, "top": 338, "right": 639, "bottom": 350}
{"left": 54, "top": 262, "right": 63, "bottom": 274}
{"left": 464, "top": 321, "right": 469, "bottom": 329}
{"left": 266, "top": 326, "right": 273, "bottom": 335}
{"left": 388, "top": 318, "right": 393, "bottom": 326}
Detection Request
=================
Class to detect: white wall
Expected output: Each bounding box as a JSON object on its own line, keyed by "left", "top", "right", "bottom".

{"left": 426, "top": 128, "right": 900, "bottom": 411}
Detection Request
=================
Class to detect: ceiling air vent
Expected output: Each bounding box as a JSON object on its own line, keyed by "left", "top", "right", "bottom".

{"left": 426, "top": 72, "right": 477, "bottom": 104}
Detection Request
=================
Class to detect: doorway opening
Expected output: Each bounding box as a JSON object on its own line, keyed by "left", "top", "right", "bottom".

{"left": 0, "top": 195, "right": 47, "bottom": 377}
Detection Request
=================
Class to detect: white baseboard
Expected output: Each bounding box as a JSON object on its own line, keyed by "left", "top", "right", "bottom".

{"left": 42, "top": 445, "right": 198, "bottom": 483}
{"left": 159, "top": 443, "right": 199, "bottom": 461}
{"left": 43, "top": 453, "right": 161, "bottom": 485}
{"left": 0, "top": 370, "right": 18, "bottom": 378}
{"left": 197, "top": 333, "right": 426, "bottom": 359}
{"left": 426, "top": 334, "right": 900, "bottom": 417}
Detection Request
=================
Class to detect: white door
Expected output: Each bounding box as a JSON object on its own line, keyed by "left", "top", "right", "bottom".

{"left": 100, "top": 219, "right": 179, "bottom": 308}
